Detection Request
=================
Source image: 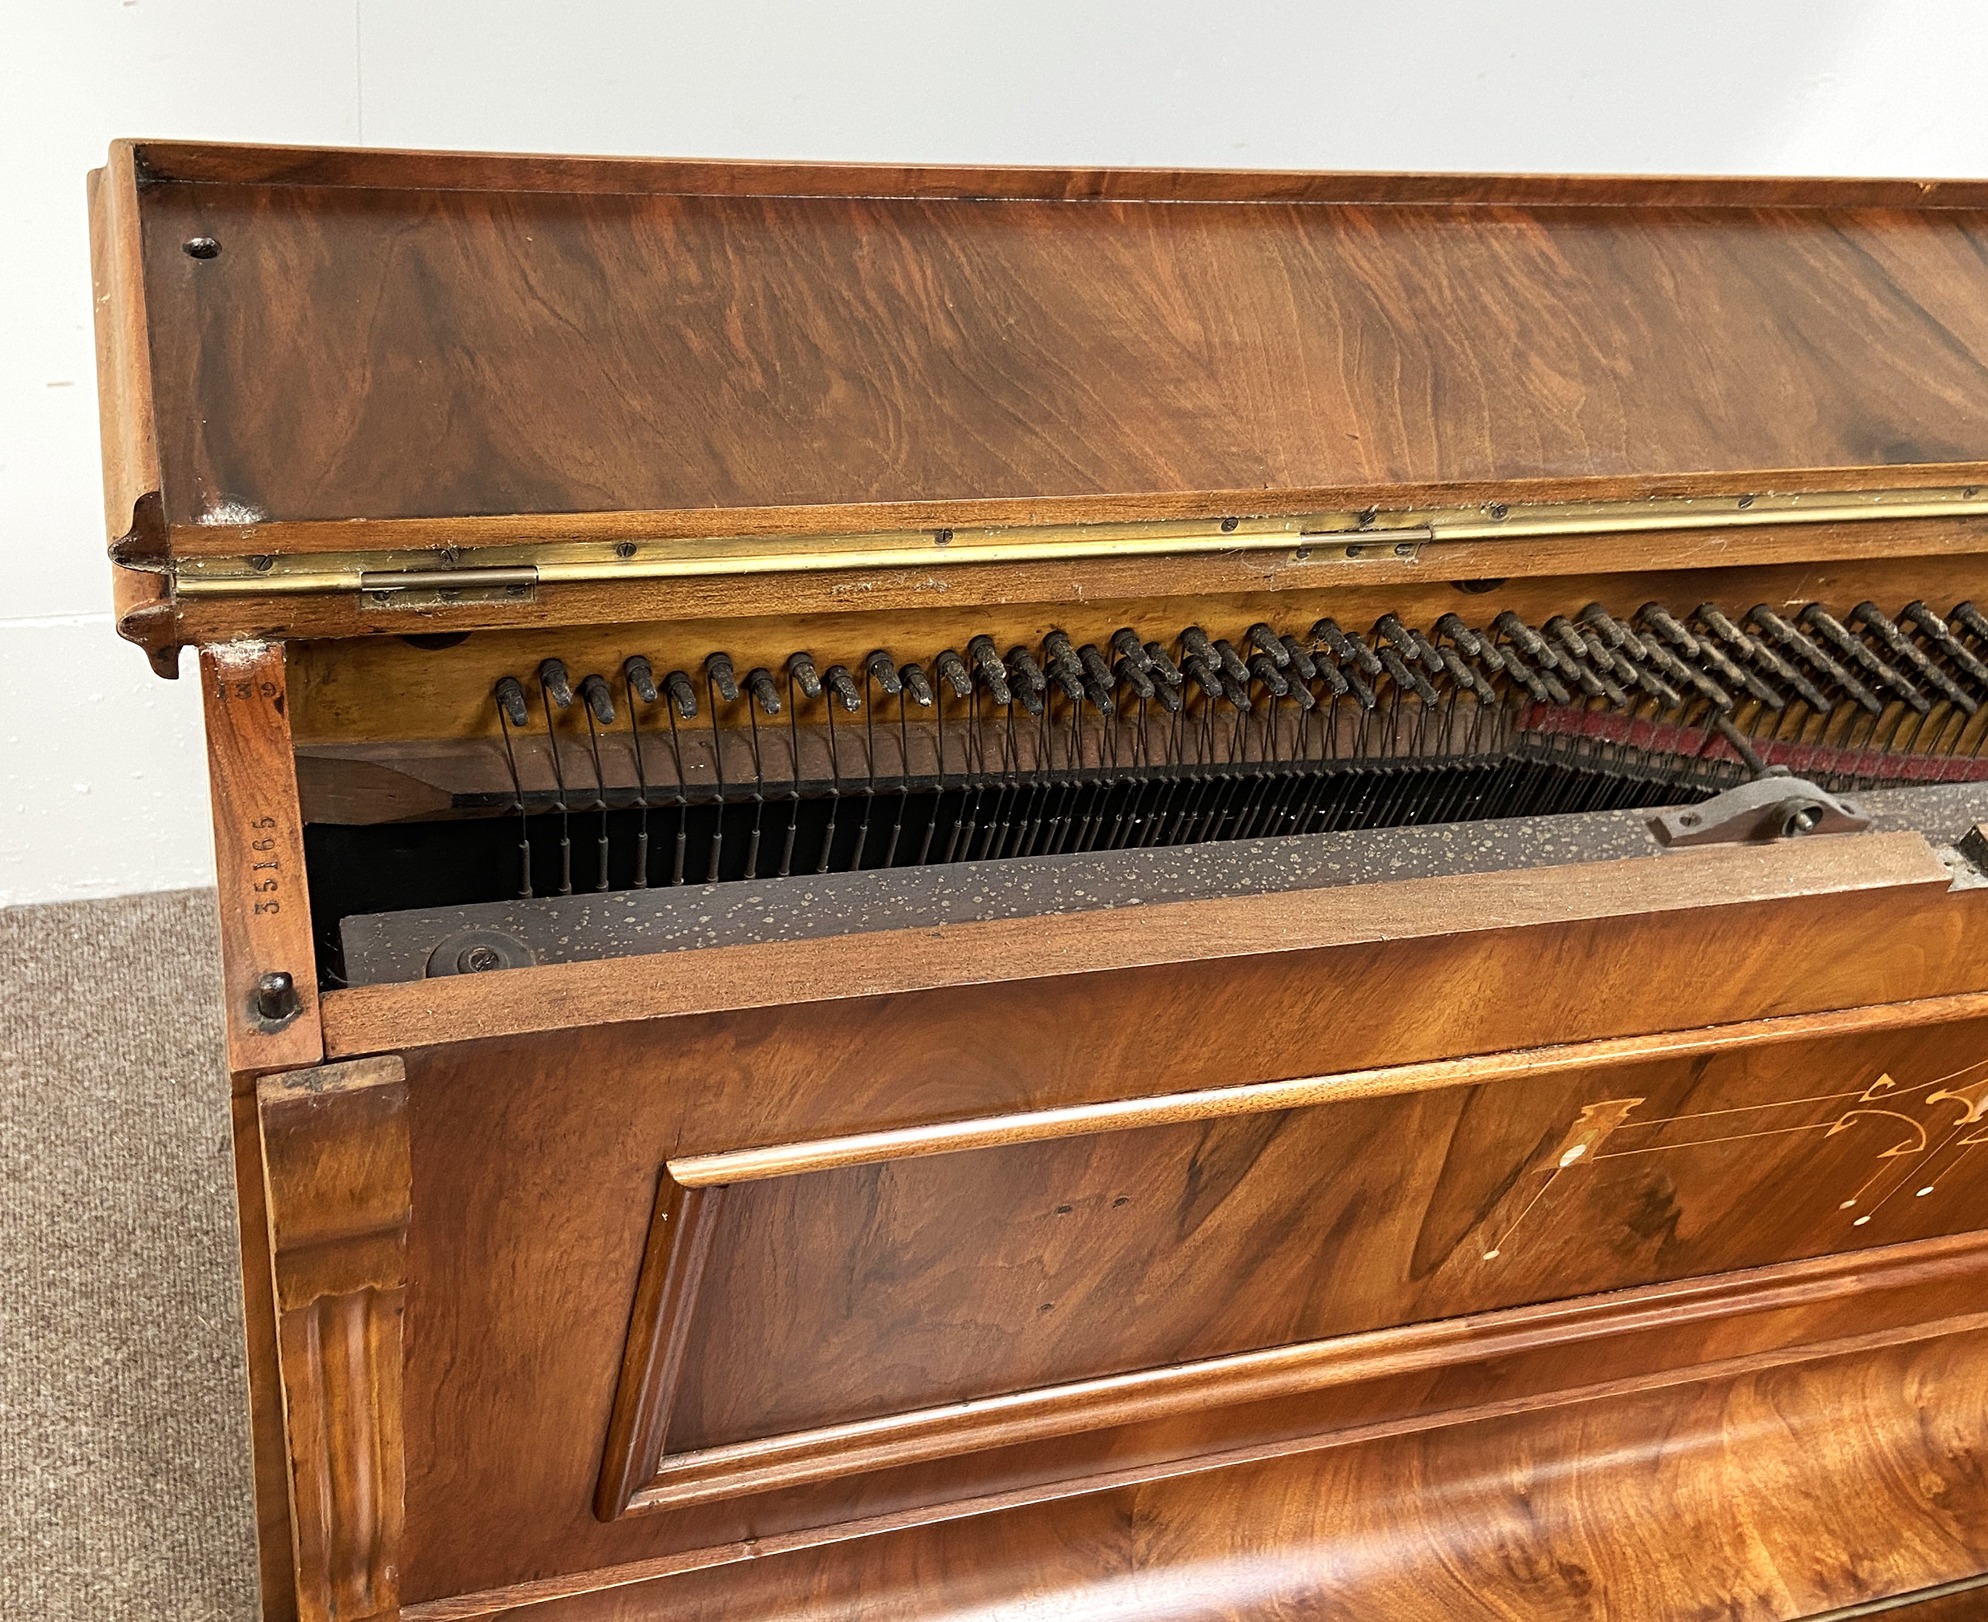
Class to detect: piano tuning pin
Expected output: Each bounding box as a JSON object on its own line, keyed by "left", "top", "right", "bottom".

{"left": 1246, "top": 652, "right": 1290, "bottom": 698}
{"left": 663, "top": 670, "right": 698, "bottom": 719}
{"left": 865, "top": 649, "right": 903, "bottom": 695}
{"left": 786, "top": 651, "right": 823, "bottom": 699}
{"left": 704, "top": 653, "right": 740, "bottom": 703}
{"left": 746, "top": 667, "right": 782, "bottom": 715}
{"left": 1377, "top": 645, "right": 1438, "bottom": 705}
{"left": 1218, "top": 672, "right": 1252, "bottom": 712}
{"left": 1310, "top": 618, "right": 1382, "bottom": 677}
{"left": 495, "top": 676, "right": 530, "bottom": 728}
{"left": 1952, "top": 601, "right": 1988, "bottom": 646}
{"left": 1111, "top": 627, "right": 1156, "bottom": 675}
{"left": 899, "top": 663, "right": 934, "bottom": 707}
{"left": 579, "top": 673, "right": 616, "bottom": 724}
{"left": 935, "top": 649, "right": 974, "bottom": 699}
{"left": 1180, "top": 625, "right": 1218, "bottom": 667}
{"left": 823, "top": 664, "right": 862, "bottom": 711}
{"left": 1636, "top": 603, "right": 1701, "bottom": 658}
{"left": 967, "top": 635, "right": 1013, "bottom": 703}
{"left": 1114, "top": 655, "right": 1157, "bottom": 701}
{"left": 1209, "top": 639, "right": 1251, "bottom": 685}
{"left": 1278, "top": 635, "right": 1319, "bottom": 683}
{"left": 1493, "top": 640, "right": 1551, "bottom": 704}
{"left": 1247, "top": 622, "right": 1291, "bottom": 668}
{"left": 1147, "top": 670, "right": 1183, "bottom": 712}
{"left": 1310, "top": 650, "right": 1352, "bottom": 698}
{"left": 1439, "top": 646, "right": 1494, "bottom": 704}
{"left": 1904, "top": 602, "right": 1988, "bottom": 687}
{"left": 1409, "top": 628, "right": 1448, "bottom": 677}
{"left": 1005, "top": 645, "right": 1050, "bottom": 698}
{"left": 1433, "top": 613, "right": 1486, "bottom": 659}
{"left": 622, "top": 655, "right": 659, "bottom": 704}
{"left": 1858, "top": 601, "right": 1977, "bottom": 711}
{"left": 1375, "top": 614, "right": 1440, "bottom": 674}
{"left": 1076, "top": 644, "right": 1116, "bottom": 713}
{"left": 539, "top": 658, "right": 574, "bottom": 707}
{"left": 1181, "top": 653, "right": 1225, "bottom": 703}
{"left": 1800, "top": 606, "right": 1926, "bottom": 712}
{"left": 1636, "top": 667, "right": 1684, "bottom": 709}
{"left": 1576, "top": 603, "right": 1625, "bottom": 650}
{"left": 1266, "top": 652, "right": 1314, "bottom": 708}
{"left": 1042, "top": 632, "right": 1086, "bottom": 701}
{"left": 1740, "top": 629, "right": 1827, "bottom": 711}
{"left": 1143, "top": 641, "right": 1185, "bottom": 688}
{"left": 1542, "top": 615, "right": 1592, "bottom": 663}
{"left": 1748, "top": 606, "right": 1879, "bottom": 715}
{"left": 1493, "top": 612, "right": 1564, "bottom": 673}
{"left": 1692, "top": 604, "right": 1750, "bottom": 653}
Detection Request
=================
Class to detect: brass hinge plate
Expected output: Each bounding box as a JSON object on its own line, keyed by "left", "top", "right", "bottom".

{"left": 356, "top": 566, "right": 538, "bottom": 609}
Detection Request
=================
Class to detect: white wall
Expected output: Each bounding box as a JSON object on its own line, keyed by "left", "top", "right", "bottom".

{"left": 6, "top": 0, "right": 1988, "bottom": 903}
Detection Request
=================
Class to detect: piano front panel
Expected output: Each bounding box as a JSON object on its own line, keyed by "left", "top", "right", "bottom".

{"left": 376, "top": 851, "right": 1988, "bottom": 1601}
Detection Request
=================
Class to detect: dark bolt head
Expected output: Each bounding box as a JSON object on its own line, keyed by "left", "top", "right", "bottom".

{"left": 182, "top": 236, "right": 221, "bottom": 259}
{"left": 614, "top": 540, "right": 637, "bottom": 559}
{"left": 1219, "top": 516, "right": 1240, "bottom": 533}
{"left": 253, "top": 971, "right": 300, "bottom": 1024}
{"left": 459, "top": 945, "right": 504, "bottom": 973}
{"left": 1487, "top": 502, "right": 1510, "bottom": 520}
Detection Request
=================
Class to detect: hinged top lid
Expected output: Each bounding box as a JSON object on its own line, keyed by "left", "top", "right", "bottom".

{"left": 92, "top": 143, "right": 1988, "bottom": 562}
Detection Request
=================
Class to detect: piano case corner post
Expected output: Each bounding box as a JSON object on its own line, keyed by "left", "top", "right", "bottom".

{"left": 257, "top": 1055, "right": 412, "bottom": 1622}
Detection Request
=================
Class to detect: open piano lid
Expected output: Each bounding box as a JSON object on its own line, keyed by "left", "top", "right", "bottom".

{"left": 90, "top": 142, "right": 1988, "bottom": 651}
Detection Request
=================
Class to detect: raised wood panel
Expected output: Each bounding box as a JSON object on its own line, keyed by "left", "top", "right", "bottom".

{"left": 418, "top": 1333, "right": 1988, "bottom": 1621}
{"left": 260, "top": 1057, "right": 411, "bottom": 1622}
{"left": 594, "top": 1018, "right": 1988, "bottom": 1505}
{"left": 395, "top": 984, "right": 1988, "bottom": 1601}
{"left": 123, "top": 160, "right": 1988, "bottom": 550}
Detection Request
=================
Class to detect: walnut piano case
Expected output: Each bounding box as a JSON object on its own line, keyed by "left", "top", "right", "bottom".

{"left": 89, "top": 141, "right": 1988, "bottom": 1620}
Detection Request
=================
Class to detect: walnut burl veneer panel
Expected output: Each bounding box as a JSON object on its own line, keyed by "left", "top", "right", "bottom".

{"left": 489, "top": 1334, "right": 1988, "bottom": 1622}
{"left": 394, "top": 995, "right": 1988, "bottom": 1601}
{"left": 124, "top": 150, "right": 1988, "bottom": 545}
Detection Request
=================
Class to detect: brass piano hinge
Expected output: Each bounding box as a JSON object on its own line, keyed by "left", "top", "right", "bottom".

{"left": 163, "top": 484, "right": 1988, "bottom": 604}
{"left": 355, "top": 566, "right": 539, "bottom": 609}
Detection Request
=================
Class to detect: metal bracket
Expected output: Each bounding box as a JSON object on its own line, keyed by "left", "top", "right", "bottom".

{"left": 1649, "top": 768, "right": 1872, "bottom": 848}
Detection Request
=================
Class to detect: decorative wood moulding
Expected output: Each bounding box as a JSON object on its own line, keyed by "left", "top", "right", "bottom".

{"left": 259, "top": 1057, "right": 411, "bottom": 1622}
{"left": 597, "top": 1185, "right": 1988, "bottom": 1521}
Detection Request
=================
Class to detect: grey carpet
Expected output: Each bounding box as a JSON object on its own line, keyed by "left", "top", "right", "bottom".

{"left": 0, "top": 889, "right": 258, "bottom": 1621}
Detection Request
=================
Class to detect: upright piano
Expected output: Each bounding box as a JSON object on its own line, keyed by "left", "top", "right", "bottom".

{"left": 90, "top": 141, "right": 1988, "bottom": 1619}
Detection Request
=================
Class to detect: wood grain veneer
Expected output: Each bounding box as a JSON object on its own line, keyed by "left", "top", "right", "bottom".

{"left": 91, "top": 143, "right": 1988, "bottom": 563}
{"left": 413, "top": 1331, "right": 1988, "bottom": 1621}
